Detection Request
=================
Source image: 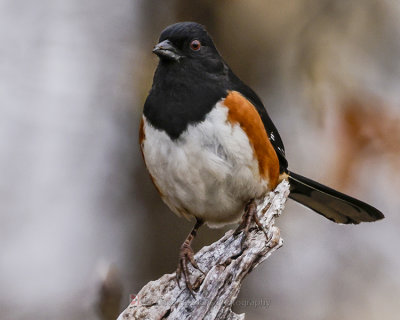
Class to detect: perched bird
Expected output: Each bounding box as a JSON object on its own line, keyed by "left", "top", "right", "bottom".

{"left": 139, "top": 22, "right": 384, "bottom": 291}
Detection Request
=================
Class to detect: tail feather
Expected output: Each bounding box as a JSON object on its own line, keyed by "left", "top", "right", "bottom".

{"left": 288, "top": 171, "right": 384, "bottom": 224}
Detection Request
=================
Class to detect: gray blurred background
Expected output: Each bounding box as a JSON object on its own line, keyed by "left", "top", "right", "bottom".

{"left": 1, "top": 1, "right": 399, "bottom": 319}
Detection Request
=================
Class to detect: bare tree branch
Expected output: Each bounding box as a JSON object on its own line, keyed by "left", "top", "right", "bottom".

{"left": 118, "top": 180, "right": 290, "bottom": 320}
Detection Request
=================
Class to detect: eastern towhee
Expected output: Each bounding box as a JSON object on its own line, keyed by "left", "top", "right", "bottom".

{"left": 139, "top": 22, "right": 384, "bottom": 292}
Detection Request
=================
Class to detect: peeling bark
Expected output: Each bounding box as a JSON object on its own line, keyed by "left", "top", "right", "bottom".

{"left": 118, "top": 180, "right": 290, "bottom": 320}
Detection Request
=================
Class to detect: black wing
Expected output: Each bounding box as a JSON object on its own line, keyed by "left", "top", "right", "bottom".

{"left": 229, "top": 70, "right": 288, "bottom": 172}
{"left": 227, "top": 70, "right": 384, "bottom": 224}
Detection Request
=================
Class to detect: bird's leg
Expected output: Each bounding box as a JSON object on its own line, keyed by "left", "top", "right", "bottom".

{"left": 234, "top": 200, "right": 269, "bottom": 249}
{"left": 176, "top": 218, "right": 204, "bottom": 294}
{"left": 234, "top": 200, "right": 257, "bottom": 237}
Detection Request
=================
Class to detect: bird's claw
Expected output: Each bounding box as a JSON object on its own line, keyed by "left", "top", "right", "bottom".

{"left": 176, "top": 242, "right": 204, "bottom": 295}
{"left": 234, "top": 200, "right": 269, "bottom": 250}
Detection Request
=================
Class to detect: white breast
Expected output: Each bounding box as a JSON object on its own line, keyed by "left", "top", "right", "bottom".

{"left": 141, "top": 103, "right": 269, "bottom": 228}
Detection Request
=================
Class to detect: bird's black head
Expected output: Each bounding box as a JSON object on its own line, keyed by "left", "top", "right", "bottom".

{"left": 144, "top": 22, "right": 231, "bottom": 140}
{"left": 153, "top": 22, "right": 221, "bottom": 65}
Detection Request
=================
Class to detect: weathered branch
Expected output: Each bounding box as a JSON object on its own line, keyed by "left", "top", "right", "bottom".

{"left": 118, "top": 180, "right": 290, "bottom": 320}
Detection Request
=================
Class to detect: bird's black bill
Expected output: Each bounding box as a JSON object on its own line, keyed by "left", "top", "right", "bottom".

{"left": 153, "top": 39, "right": 182, "bottom": 61}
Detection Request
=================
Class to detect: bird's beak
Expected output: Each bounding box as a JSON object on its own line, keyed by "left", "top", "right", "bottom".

{"left": 152, "top": 40, "right": 182, "bottom": 61}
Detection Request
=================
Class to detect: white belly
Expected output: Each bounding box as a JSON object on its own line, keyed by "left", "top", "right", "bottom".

{"left": 141, "top": 103, "right": 269, "bottom": 228}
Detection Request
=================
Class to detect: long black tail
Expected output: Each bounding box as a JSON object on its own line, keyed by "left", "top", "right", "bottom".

{"left": 288, "top": 171, "right": 384, "bottom": 224}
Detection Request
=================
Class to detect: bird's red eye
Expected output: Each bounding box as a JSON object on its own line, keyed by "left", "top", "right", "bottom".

{"left": 190, "top": 40, "right": 201, "bottom": 51}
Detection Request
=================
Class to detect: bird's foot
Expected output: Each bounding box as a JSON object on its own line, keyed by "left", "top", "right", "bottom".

{"left": 175, "top": 218, "right": 204, "bottom": 295}
{"left": 234, "top": 200, "right": 269, "bottom": 250}
{"left": 176, "top": 241, "right": 204, "bottom": 295}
